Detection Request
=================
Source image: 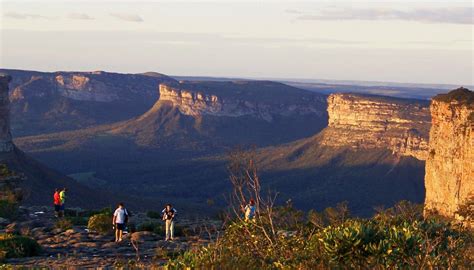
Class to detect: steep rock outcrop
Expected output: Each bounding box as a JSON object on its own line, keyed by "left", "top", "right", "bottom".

{"left": 424, "top": 88, "right": 474, "bottom": 217}
{"left": 55, "top": 74, "right": 117, "bottom": 102}
{"left": 0, "top": 74, "right": 14, "bottom": 152}
{"left": 2, "top": 69, "right": 177, "bottom": 136}
{"left": 159, "top": 81, "right": 326, "bottom": 121}
{"left": 321, "top": 93, "right": 430, "bottom": 160}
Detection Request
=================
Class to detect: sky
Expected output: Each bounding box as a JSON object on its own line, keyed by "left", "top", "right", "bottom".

{"left": 0, "top": 0, "right": 473, "bottom": 85}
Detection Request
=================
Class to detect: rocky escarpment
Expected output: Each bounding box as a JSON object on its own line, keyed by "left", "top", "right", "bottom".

{"left": 1, "top": 69, "right": 176, "bottom": 136}
{"left": 424, "top": 88, "right": 474, "bottom": 218}
{"left": 8, "top": 70, "right": 175, "bottom": 103}
{"left": 159, "top": 81, "right": 326, "bottom": 121}
{"left": 0, "top": 74, "right": 14, "bottom": 152}
{"left": 320, "top": 93, "right": 430, "bottom": 160}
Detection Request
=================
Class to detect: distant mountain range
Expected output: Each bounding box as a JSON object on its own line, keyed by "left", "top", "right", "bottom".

{"left": 2, "top": 69, "right": 446, "bottom": 215}
{"left": 174, "top": 75, "right": 471, "bottom": 100}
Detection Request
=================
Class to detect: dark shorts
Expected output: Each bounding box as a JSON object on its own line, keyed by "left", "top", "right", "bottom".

{"left": 54, "top": 204, "right": 60, "bottom": 212}
{"left": 60, "top": 204, "right": 65, "bottom": 211}
{"left": 116, "top": 223, "right": 125, "bottom": 231}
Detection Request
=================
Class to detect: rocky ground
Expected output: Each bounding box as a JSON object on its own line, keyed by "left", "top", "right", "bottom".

{"left": 1, "top": 206, "right": 220, "bottom": 268}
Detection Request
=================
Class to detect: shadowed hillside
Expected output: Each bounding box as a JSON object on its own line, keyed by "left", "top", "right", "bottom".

{"left": 0, "top": 69, "right": 177, "bottom": 137}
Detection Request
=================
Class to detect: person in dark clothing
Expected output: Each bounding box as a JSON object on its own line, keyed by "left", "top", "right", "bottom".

{"left": 162, "top": 204, "right": 177, "bottom": 241}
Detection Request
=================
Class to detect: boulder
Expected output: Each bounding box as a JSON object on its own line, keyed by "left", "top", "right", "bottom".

{"left": 131, "top": 231, "right": 159, "bottom": 242}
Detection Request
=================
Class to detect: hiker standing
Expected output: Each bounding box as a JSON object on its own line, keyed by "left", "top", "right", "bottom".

{"left": 53, "top": 189, "right": 61, "bottom": 217}
{"left": 59, "top": 187, "right": 67, "bottom": 216}
{"left": 113, "top": 203, "right": 129, "bottom": 242}
{"left": 244, "top": 199, "right": 256, "bottom": 221}
{"left": 162, "top": 204, "right": 177, "bottom": 241}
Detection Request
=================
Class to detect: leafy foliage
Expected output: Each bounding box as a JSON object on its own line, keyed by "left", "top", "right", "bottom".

{"left": 318, "top": 218, "right": 468, "bottom": 268}
{"left": 167, "top": 202, "right": 473, "bottom": 269}
{"left": 146, "top": 211, "right": 162, "bottom": 219}
{"left": 136, "top": 221, "right": 184, "bottom": 237}
{"left": 0, "top": 165, "right": 23, "bottom": 220}
{"left": 54, "top": 219, "right": 73, "bottom": 232}
{"left": 88, "top": 213, "right": 112, "bottom": 235}
{"left": 0, "top": 234, "right": 41, "bottom": 261}
{"left": 0, "top": 201, "right": 18, "bottom": 220}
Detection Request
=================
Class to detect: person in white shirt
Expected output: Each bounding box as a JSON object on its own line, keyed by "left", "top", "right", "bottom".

{"left": 244, "top": 199, "right": 256, "bottom": 222}
{"left": 112, "top": 203, "right": 129, "bottom": 242}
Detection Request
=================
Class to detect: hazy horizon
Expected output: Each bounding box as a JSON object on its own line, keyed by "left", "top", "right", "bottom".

{"left": 1, "top": 0, "right": 473, "bottom": 85}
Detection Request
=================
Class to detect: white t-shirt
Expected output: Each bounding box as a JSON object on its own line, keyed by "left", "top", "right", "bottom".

{"left": 114, "top": 207, "right": 128, "bottom": 224}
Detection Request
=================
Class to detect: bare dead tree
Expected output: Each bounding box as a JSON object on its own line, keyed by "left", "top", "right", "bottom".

{"left": 226, "top": 147, "right": 279, "bottom": 249}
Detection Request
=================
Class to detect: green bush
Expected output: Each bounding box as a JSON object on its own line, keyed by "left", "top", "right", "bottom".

{"left": 0, "top": 201, "right": 17, "bottom": 220}
{"left": 66, "top": 216, "right": 88, "bottom": 226}
{"left": 86, "top": 207, "right": 113, "bottom": 217}
{"left": 88, "top": 213, "right": 112, "bottom": 235}
{"left": 318, "top": 218, "right": 469, "bottom": 268}
{"left": 167, "top": 202, "right": 473, "bottom": 269}
{"left": 137, "top": 221, "right": 184, "bottom": 237}
{"left": 54, "top": 219, "right": 73, "bottom": 232}
{"left": 146, "top": 211, "right": 162, "bottom": 219}
{"left": 0, "top": 234, "right": 41, "bottom": 261}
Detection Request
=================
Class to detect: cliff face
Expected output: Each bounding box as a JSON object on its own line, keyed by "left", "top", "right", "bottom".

{"left": 424, "top": 88, "right": 474, "bottom": 217}
{"left": 321, "top": 93, "right": 430, "bottom": 160}
{"left": 159, "top": 82, "right": 326, "bottom": 121}
{"left": 8, "top": 71, "right": 175, "bottom": 103}
{"left": 159, "top": 84, "right": 228, "bottom": 117}
{"left": 54, "top": 74, "right": 117, "bottom": 102}
{"left": 0, "top": 74, "right": 14, "bottom": 152}
{"left": 2, "top": 69, "right": 176, "bottom": 136}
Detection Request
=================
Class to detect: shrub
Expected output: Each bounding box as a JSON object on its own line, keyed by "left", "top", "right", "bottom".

{"left": 0, "top": 234, "right": 41, "bottom": 261}
{"left": 317, "top": 218, "right": 469, "bottom": 268}
{"left": 146, "top": 211, "right": 162, "bottom": 219}
{"left": 137, "top": 221, "right": 159, "bottom": 232}
{"left": 88, "top": 213, "right": 112, "bottom": 235}
{"left": 55, "top": 219, "right": 73, "bottom": 231}
{"left": 137, "top": 221, "right": 184, "bottom": 237}
{"left": 0, "top": 201, "right": 17, "bottom": 220}
{"left": 86, "top": 207, "right": 113, "bottom": 217}
{"left": 66, "top": 216, "right": 88, "bottom": 226}
{"left": 168, "top": 211, "right": 473, "bottom": 269}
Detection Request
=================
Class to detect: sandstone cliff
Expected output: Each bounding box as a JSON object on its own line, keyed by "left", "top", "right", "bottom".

{"left": 1, "top": 69, "right": 176, "bottom": 136}
{"left": 255, "top": 92, "right": 429, "bottom": 216}
{"left": 8, "top": 70, "right": 175, "bottom": 103}
{"left": 424, "top": 87, "right": 474, "bottom": 218}
{"left": 159, "top": 81, "right": 326, "bottom": 121}
{"left": 0, "top": 74, "right": 14, "bottom": 152}
{"left": 321, "top": 93, "right": 430, "bottom": 160}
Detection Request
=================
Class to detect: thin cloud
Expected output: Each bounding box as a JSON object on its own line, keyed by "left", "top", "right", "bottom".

{"left": 284, "top": 9, "right": 303, "bottom": 15}
{"left": 110, "top": 13, "right": 143, "bottom": 22}
{"left": 3, "top": 12, "right": 52, "bottom": 20}
{"left": 68, "top": 13, "right": 94, "bottom": 20}
{"left": 296, "top": 7, "right": 473, "bottom": 25}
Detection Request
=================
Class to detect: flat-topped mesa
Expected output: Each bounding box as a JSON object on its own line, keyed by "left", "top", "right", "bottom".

{"left": 158, "top": 81, "right": 326, "bottom": 121}
{"left": 159, "top": 84, "right": 225, "bottom": 117}
{"left": 424, "top": 87, "right": 474, "bottom": 218}
{"left": 322, "top": 93, "right": 431, "bottom": 160}
{"left": 0, "top": 74, "right": 14, "bottom": 153}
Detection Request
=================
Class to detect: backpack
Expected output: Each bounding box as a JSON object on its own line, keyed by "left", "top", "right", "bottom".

{"left": 124, "top": 209, "right": 130, "bottom": 223}
{"left": 163, "top": 209, "right": 176, "bottom": 220}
